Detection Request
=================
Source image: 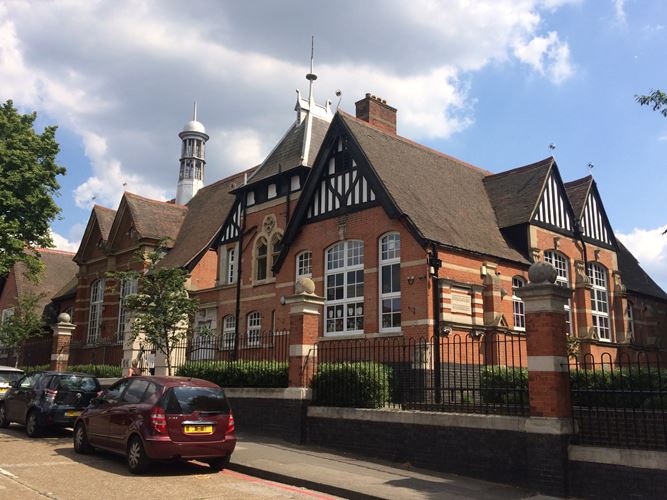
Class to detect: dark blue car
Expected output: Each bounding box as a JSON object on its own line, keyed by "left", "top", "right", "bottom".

{"left": 0, "top": 371, "right": 100, "bottom": 437}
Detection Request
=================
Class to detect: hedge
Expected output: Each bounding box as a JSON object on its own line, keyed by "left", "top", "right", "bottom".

{"left": 68, "top": 364, "right": 122, "bottom": 378}
{"left": 311, "top": 362, "right": 392, "bottom": 408}
{"left": 19, "top": 364, "right": 50, "bottom": 375}
{"left": 480, "top": 366, "right": 528, "bottom": 405}
{"left": 176, "top": 361, "right": 288, "bottom": 388}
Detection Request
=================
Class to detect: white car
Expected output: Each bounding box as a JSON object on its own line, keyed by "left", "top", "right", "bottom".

{"left": 0, "top": 366, "right": 24, "bottom": 400}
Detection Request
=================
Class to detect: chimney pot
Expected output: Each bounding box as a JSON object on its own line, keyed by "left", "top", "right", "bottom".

{"left": 355, "top": 92, "right": 397, "bottom": 135}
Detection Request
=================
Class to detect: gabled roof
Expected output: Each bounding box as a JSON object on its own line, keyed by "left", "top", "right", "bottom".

{"left": 12, "top": 249, "right": 78, "bottom": 316}
{"left": 564, "top": 176, "right": 593, "bottom": 219}
{"left": 484, "top": 157, "right": 554, "bottom": 228}
{"left": 244, "top": 116, "right": 331, "bottom": 186}
{"left": 616, "top": 240, "right": 667, "bottom": 301}
{"left": 106, "top": 193, "right": 188, "bottom": 249}
{"left": 73, "top": 205, "right": 117, "bottom": 263}
{"left": 157, "top": 169, "right": 251, "bottom": 270}
{"left": 52, "top": 276, "right": 78, "bottom": 301}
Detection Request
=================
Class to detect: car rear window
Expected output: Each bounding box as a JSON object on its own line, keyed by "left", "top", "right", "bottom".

{"left": 0, "top": 371, "right": 23, "bottom": 384}
{"left": 52, "top": 375, "right": 99, "bottom": 392}
{"left": 164, "top": 386, "right": 230, "bottom": 415}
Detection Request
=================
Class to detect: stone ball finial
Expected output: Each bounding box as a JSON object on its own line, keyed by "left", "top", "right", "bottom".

{"left": 528, "top": 261, "right": 558, "bottom": 284}
{"left": 295, "top": 277, "right": 316, "bottom": 295}
{"left": 57, "top": 312, "right": 71, "bottom": 324}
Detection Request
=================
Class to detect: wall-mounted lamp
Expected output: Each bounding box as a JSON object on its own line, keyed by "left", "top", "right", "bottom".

{"left": 407, "top": 275, "right": 415, "bottom": 286}
{"left": 441, "top": 326, "right": 452, "bottom": 336}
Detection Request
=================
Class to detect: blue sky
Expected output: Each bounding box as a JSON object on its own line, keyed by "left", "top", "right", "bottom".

{"left": 1, "top": 0, "right": 665, "bottom": 288}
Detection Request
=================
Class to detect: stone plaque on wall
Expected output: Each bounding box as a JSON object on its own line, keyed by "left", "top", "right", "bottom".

{"left": 451, "top": 288, "right": 472, "bottom": 315}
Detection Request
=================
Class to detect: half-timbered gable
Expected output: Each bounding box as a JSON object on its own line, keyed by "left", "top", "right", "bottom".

{"left": 565, "top": 176, "right": 616, "bottom": 249}
{"left": 532, "top": 169, "right": 575, "bottom": 233}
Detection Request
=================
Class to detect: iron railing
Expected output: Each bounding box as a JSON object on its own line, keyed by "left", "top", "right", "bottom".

{"left": 69, "top": 338, "right": 124, "bottom": 367}
{"left": 570, "top": 350, "right": 667, "bottom": 450}
{"left": 312, "top": 332, "right": 528, "bottom": 416}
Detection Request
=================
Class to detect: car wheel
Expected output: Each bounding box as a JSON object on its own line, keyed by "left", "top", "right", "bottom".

{"left": 0, "top": 405, "right": 10, "bottom": 428}
{"left": 26, "top": 411, "right": 41, "bottom": 438}
{"left": 73, "top": 422, "right": 94, "bottom": 454}
{"left": 207, "top": 456, "right": 231, "bottom": 472}
{"left": 127, "top": 437, "right": 150, "bottom": 474}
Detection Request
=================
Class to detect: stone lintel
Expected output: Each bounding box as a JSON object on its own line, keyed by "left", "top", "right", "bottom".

{"left": 516, "top": 283, "right": 572, "bottom": 313}
{"left": 289, "top": 344, "right": 316, "bottom": 357}
{"left": 286, "top": 292, "right": 325, "bottom": 315}
{"left": 527, "top": 355, "right": 569, "bottom": 372}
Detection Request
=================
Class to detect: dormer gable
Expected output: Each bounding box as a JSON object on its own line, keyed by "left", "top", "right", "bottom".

{"left": 531, "top": 164, "right": 576, "bottom": 235}
{"left": 565, "top": 177, "right": 616, "bottom": 248}
{"left": 73, "top": 205, "right": 117, "bottom": 264}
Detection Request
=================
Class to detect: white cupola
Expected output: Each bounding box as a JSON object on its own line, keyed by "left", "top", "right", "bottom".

{"left": 176, "top": 102, "right": 209, "bottom": 205}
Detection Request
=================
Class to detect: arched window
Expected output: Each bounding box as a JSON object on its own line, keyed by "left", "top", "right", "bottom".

{"left": 87, "top": 279, "right": 104, "bottom": 344}
{"left": 117, "top": 277, "right": 137, "bottom": 342}
{"left": 544, "top": 250, "right": 572, "bottom": 334}
{"left": 379, "top": 233, "right": 401, "bottom": 332}
{"left": 222, "top": 315, "right": 236, "bottom": 350}
{"left": 512, "top": 276, "right": 526, "bottom": 331}
{"left": 296, "top": 251, "right": 312, "bottom": 280}
{"left": 255, "top": 238, "right": 268, "bottom": 281}
{"left": 325, "top": 240, "right": 364, "bottom": 335}
{"left": 271, "top": 233, "right": 282, "bottom": 269}
{"left": 587, "top": 263, "right": 610, "bottom": 341}
{"left": 247, "top": 311, "right": 261, "bottom": 347}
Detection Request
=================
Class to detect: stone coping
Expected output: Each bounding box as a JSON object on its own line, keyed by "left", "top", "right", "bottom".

{"left": 225, "top": 387, "right": 312, "bottom": 400}
{"left": 569, "top": 445, "right": 667, "bottom": 471}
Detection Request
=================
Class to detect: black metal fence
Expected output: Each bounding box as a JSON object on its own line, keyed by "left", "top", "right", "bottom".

{"left": 313, "top": 332, "right": 528, "bottom": 416}
{"left": 570, "top": 350, "right": 667, "bottom": 450}
{"left": 69, "top": 338, "right": 124, "bottom": 367}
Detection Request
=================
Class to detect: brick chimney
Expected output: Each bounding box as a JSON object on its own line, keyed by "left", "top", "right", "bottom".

{"left": 355, "top": 93, "right": 397, "bottom": 134}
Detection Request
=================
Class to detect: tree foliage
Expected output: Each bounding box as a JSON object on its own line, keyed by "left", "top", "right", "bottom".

{"left": 108, "top": 245, "right": 200, "bottom": 376}
{"left": 0, "top": 100, "right": 66, "bottom": 278}
{"left": 0, "top": 292, "right": 46, "bottom": 367}
{"left": 635, "top": 89, "right": 667, "bottom": 117}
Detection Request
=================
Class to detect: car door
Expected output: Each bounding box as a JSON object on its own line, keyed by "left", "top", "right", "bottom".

{"left": 107, "top": 379, "right": 150, "bottom": 451}
{"left": 6, "top": 374, "right": 40, "bottom": 423}
{"left": 86, "top": 379, "right": 130, "bottom": 448}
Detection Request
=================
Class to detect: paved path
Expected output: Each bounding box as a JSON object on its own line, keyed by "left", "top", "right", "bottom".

{"left": 230, "top": 434, "right": 563, "bottom": 500}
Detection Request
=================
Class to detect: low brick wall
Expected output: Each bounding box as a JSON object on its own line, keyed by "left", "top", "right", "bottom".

{"left": 225, "top": 388, "right": 310, "bottom": 444}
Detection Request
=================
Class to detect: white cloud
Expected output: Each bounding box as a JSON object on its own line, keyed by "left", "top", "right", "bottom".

{"left": 658, "top": 133, "right": 667, "bottom": 142}
{"left": 613, "top": 0, "right": 627, "bottom": 25}
{"left": 49, "top": 229, "right": 80, "bottom": 253}
{"left": 617, "top": 225, "right": 667, "bottom": 291}
{"left": 513, "top": 31, "right": 574, "bottom": 84}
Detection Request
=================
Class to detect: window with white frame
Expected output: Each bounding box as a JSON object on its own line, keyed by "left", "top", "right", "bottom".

{"left": 544, "top": 250, "right": 572, "bottom": 334}
{"left": 223, "top": 315, "right": 236, "bottom": 350}
{"left": 627, "top": 302, "right": 635, "bottom": 340}
{"left": 325, "top": 240, "right": 364, "bottom": 335}
{"left": 117, "top": 277, "right": 137, "bottom": 342}
{"left": 379, "top": 233, "right": 401, "bottom": 331}
{"left": 247, "top": 311, "right": 261, "bottom": 347}
{"left": 296, "top": 251, "right": 312, "bottom": 279}
{"left": 587, "top": 263, "right": 611, "bottom": 341}
{"left": 512, "top": 276, "right": 526, "bottom": 331}
{"left": 255, "top": 238, "right": 268, "bottom": 281}
{"left": 226, "top": 246, "right": 237, "bottom": 285}
{"left": 87, "top": 279, "right": 104, "bottom": 344}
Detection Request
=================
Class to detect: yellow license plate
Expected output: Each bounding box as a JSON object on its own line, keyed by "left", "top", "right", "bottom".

{"left": 0, "top": 388, "right": 7, "bottom": 393}
{"left": 65, "top": 411, "right": 81, "bottom": 417}
{"left": 184, "top": 425, "right": 213, "bottom": 435}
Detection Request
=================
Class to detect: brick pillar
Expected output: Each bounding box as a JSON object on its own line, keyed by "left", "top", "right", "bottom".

{"left": 50, "top": 313, "right": 75, "bottom": 371}
{"left": 516, "top": 262, "right": 573, "bottom": 497}
{"left": 285, "top": 278, "right": 324, "bottom": 388}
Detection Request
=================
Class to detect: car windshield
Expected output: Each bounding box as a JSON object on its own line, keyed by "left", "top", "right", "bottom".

{"left": 166, "top": 386, "right": 230, "bottom": 414}
{"left": 54, "top": 375, "right": 99, "bottom": 392}
{"left": 0, "top": 371, "right": 23, "bottom": 384}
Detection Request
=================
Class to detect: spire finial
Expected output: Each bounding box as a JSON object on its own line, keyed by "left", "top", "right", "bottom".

{"left": 193, "top": 101, "right": 198, "bottom": 121}
{"left": 305, "top": 35, "right": 317, "bottom": 102}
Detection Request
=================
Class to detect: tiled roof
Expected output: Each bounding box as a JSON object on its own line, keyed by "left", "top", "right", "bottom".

{"left": 616, "top": 241, "right": 667, "bottom": 301}
{"left": 157, "top": 169, "right": 251, "bottom": 270}
{"left": 94, "top": 205, "right": 117, "bottom": 240}
{"left": 123, "top": 192, "right": 188, "bottom": 245}
{"left": 564, "top": 176, "right": 593, "bottom": 219}
{"left": 246, "top": 116, "right": 330, "bottom": 185}
{"left": 339, "top": 113, "right": 528, "bottom": 263}
{"left": 14, "top": 249, "right": 78, "bottom": 316}
{"left": 484, "top": 157, "right": 554, "bottom": 228}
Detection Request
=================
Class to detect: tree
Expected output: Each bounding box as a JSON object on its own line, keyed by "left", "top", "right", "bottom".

{"left": 0, "top": 292, "right": 45, "bottom": 368}
{"left": 635, "top": 89, "right": 667, "bottom": 117}
{"left": 0, "top": 100, "right": 66, "bottom": 278}
{"left": 108, "top": 245, "right": 200, "bottom": 376}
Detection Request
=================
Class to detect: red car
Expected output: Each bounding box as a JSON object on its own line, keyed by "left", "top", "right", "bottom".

{"left": 73, "top": 376, "right": 236, "bottom": 474}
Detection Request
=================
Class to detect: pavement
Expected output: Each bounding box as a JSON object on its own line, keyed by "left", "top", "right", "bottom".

{"left": 229, "top": 434, "right": 561, "bottom": 500}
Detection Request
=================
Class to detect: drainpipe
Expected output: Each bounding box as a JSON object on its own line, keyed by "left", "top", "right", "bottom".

{"left": 232, "top": 197, "right": 247, "bottom": 361}
{"left": 428, "top": 242, "right": 443, "bottom": 405}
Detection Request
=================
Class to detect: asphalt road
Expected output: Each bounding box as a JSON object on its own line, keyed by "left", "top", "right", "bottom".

{"left": 0, "top": 426, "right": 338, "bottom": 500}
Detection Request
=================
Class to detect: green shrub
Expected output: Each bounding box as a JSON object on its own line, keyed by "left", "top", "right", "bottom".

{"left": 570, "top": 367, "right": 667, "bottom": 409}
{"left": 19, "top": 364, "right": 49, "bottom": 375}
{"left": 480, "top": 366, "right": 528, "bottom": 405}
{"left": 312, "top": 362, "right": 392, "bottom": 408}
{"left": 176, "top": 361, "right": 288, "bottom": 388}
{"left": 68, "top": 364, "right": 122, "bottom": 378}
